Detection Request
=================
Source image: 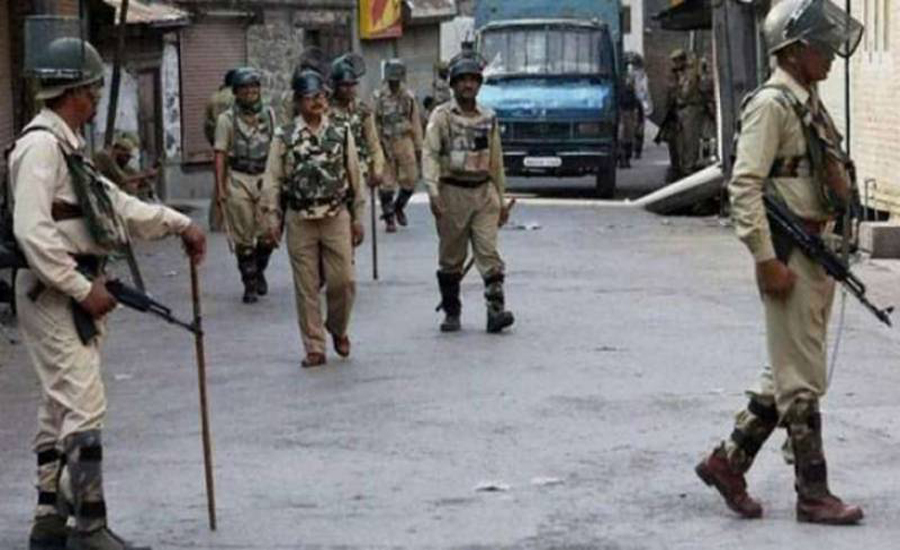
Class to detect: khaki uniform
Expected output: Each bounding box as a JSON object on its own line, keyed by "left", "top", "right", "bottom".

{"left": 424, "top": 99, "right": 506, "bottom": 277}
{"left": 330, "top": 97, "right": 385, "bottom": 183}
{"left": 214, "top": 106, "right": 281, "bottom": 249}
{"left": 729, "top": 66, "right": 840, "bottom": 415}
{"left": 265, "top": 115, "right": 365, "bottom": 355}
{"left": 374, "top": 85, "right": 423, "bottom": 192}
{"left": 92, "top": 148, "right": 136, "bottom": 192}
{"left": 10, "top": 109, "right": 191, "bottom": 524}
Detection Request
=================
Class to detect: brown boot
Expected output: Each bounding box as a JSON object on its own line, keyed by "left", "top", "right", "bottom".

{"left": 331, "top": 334, "right": 351, "bottom": 358}
{"left": 301, "top": 353, "right": 327, "bottom": 368}
{"left": 695, "top": 450, "right": 763, "bottom": 518}
{"left": 787, "top": 398, "right": 863, "bottom": 525}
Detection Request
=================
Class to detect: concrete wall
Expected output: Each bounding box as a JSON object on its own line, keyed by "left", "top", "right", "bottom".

{"left": 359, "top": 23, "right": 442, "bottom": 103}
{"left": 92, "top": 64, "right": 141, "bottom": 152}
{"left": 622, "top": 0, "right": 644, "bottom": 56}
{"left": 440, "top": 15, "right": 474, "bottom": 61}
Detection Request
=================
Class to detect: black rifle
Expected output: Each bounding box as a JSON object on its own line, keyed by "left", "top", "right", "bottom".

{"left": 72, "top": 279, "right": 199, "bottom": 344}
{"left": 764, "top": 195, "right": 893, "bottom": 327}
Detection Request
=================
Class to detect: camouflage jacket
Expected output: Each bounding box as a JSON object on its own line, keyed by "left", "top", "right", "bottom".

{"left": 374, "top": 85, "right": 423, "bottom": 151}
{"left": 329, "top": 97, "right": 385, "bottom": 179}
{"left": 266, "top": 115, "right": 365, "bottom": 221}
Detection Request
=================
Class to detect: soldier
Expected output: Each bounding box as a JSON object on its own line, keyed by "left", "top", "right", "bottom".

{"left": 617, "top": 72, "right": 640, "bottom": 169}
{"left": 695, "top": 0, "right": 865, "bottom": 525}
{"left": 626, "top": 53, "right": 653, "bottom": 159}
{"left": 656, "top": 49, "right": 687, "bottom": 182}
{"left": 204, "top": 69, "right": 236, "bottom": 232}
{"left": 374, "top": 59, "right": 423, "bottom": 232}
{"left": 432, "top": 61, "right": 453, "bottom": 108}
{"left": 265, "top": 68, "right": 366, "bottom": 368}
{"left": 424, "top": 51, "right": 514, "bottom": 334}
{"left": 11, "top": 37, "right": 206, "bottom": 550}
{"left": 92, "top": 132, "right": 158, "bottom": 200}
{"left": 329, "top": 53, "right": 385, "bottom": 188}
{"left": 213, "top": 67, "right": 280, "bottom": 304}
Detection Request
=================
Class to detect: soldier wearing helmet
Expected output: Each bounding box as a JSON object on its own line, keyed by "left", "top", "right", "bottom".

{"left": 373, "top": 58, "right": 423, "bottom": 232}
{"left": 214, "top": 67, "right": 280, "bottom": 304}
{"left": 204, "top": 69, "right": 237, "bottom": 231}
{"left": 11, "top": 33, "right": 205, "bottom": 550}
{"left": 265, "top": 68, "right": 366, "bottom": 369}
{"left": 423, "top": 50, "right": 514, "bottom": 334}
{"left": 329, "top": 53, "right": 385, "bottom": 188}
{"left": 697, "top": 0, "right": 865, "bottom": 526}
{"left": 92, "top": 131, "right": 158, "bottom": 199}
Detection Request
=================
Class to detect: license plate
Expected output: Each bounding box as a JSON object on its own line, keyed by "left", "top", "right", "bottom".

{"left": 523, "top": 156, "right": 562, "bottom": 168}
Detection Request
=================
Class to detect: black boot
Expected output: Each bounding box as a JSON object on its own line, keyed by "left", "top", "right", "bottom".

{"left": 63, "top": 431, "right": 151, "bottom": 550}
{"left": 394, "top": 189, "right": 414, "bottom": 227}
{"left": 236, "top": 247, "right": 258, "bottom": 304}
{"left": 484, "top": 273, "right": 514, "bottom": 333}
{"left": 379, "top": 190, "right": 397, "bottom": 233}
{"left": 29, "top": 448, "right": 67, "bottom": 550}
{"left": 786, "top": 400, "right": 863, "bottom": 525}
{"left": 437, "top": 271, "right": 462, "bottom": 332}
{"left": 255, "top": 242, "right": 275, "bottom": 296}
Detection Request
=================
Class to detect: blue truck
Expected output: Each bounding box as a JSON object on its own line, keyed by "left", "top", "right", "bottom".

{"left": 474, "top": 0, "right": 622, "bottom": 198}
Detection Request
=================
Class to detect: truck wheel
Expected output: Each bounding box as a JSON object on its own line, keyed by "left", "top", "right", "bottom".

{"left": 595, "top": 162, "right": 617, "bottom": 199}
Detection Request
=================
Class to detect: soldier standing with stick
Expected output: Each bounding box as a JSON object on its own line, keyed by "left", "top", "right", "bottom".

{"left": 11, "top": 32, "right": 206, "bottom": 550}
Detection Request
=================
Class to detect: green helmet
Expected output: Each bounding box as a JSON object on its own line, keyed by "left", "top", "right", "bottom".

{"left": 292, "top": 69, "right": 328, "bottom": 97}
{"left": 448, "top": 52, "right": 485, "bottom": 85}
{"left": 231, "top": 67, "right": 262, "bottom": 90}
{"left": 764, "top": 0, "right": 863, "bottom": 57}
{"left": 384, "top": 59, "right": 406, "bottom": 82}
{"left": 331, "top": 53, "right": 366, "bottom": 86}
{"left": 30, "top": 37, "right": 105, "bottom": 101}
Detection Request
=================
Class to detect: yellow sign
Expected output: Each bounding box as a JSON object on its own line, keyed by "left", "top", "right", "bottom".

{"left": 360, "top": 0, "right": 403, "bottom": 40}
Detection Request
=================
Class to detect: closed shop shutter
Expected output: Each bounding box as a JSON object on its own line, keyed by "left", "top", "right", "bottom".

{"left": 0, "top": 0, "right": 14, "bottom": 169}
{"left": 180, "top": 19, "right": 247, "bottom": 163}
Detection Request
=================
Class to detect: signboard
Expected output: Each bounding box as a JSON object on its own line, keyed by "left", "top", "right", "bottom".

{"left": 360, "top": 0, "right": 403, "bottom": 40}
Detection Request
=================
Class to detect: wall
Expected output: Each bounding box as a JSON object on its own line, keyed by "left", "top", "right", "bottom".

{"left": 1, "top": 0, "right": 14, "bottom": 166}
{"left": 622, "top": 0, "right": 644, "bottom": 56}
{"left": 360, "top": 23, "right": 442, "bottom": 102}
{"left": 161, "top": 38, "right": 182, "bottom": 162}
{"left": 247, "top": 9, "right": 305, "bottom": 119}
{"left": 440, "top": 15, "right": 474, "bottom": 60}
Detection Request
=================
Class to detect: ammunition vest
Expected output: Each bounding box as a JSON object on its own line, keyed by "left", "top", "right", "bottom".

{"left": 330, "top": 99, "right": 371, "bottom": 166}
{"left": 375, "top": 88, "right": 415, "bottom": 139}
{"left": 738, "top": 84, "right": 846, "bottom": 215}
{"left": 440, "top": 106, "right": 495, "bottom": 183}
{"left": 279, "top": 120, "right": 350, "bottom": 215}
{"left": 229, "top": 106, "right": 275, "bottom": 175}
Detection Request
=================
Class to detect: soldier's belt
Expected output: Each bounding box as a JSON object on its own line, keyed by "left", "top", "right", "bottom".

{"left": 769, "top": 156, "right": 812, "bottom": 178}
{"left": 51, "top": 201, "right": 84, "bottom": 221}
{"left": 229, "top": 158, "right": 267, "bottom": 175}
{"left": 440, "top": 177, "right": 489, "bottom": 189}
{"left": 287, "top": 196, "right": 342, "bottom": 211}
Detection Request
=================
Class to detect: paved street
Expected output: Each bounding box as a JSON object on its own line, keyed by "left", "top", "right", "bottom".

{"left": 2, "top": 141, "right": 900, "bottom": 549}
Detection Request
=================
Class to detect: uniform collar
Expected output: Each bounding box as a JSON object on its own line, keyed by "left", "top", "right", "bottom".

{"left": 34, "top": 108, "right": 85, "bottom": 152}
{"left": 770, "top": 66, "right": 811, "bottom": 106}
{"left": 449, "top": 98, "right": 483, "bottom": 116}
{"left": 295, "top": 113, "right": 330, "bottom": 133}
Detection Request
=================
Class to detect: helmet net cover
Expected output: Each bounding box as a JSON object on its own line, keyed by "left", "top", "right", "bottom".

{"left": 785, "top": 0, "right": 864, "bottom": 58}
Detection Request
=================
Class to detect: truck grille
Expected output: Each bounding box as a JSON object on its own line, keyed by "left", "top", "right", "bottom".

{"left": 512, "top": 121, "right": 572, "bottom": 140}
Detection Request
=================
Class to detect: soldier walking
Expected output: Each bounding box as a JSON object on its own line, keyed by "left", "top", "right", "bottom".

{"left": 265, "top": 69, "right": 366, "bottom": 368}
{"left": 213, "top": 68, "right": 281, "bottom": 304}
{"left": 11, "top": 36, "right": 206, "bottom": 550}
{"left": 696, "top": 0, "right": 865, "bottom": 525}
{"left": 203, "top": 69, "right": 236, "bottom": 231}
{"left": 374, "top": 59, "right": 423, "bottom": 233}
{"left": 329, "top": 54, "right": 385, "bottom": 190}
{"left": 92, "top": 132, "right": 158, "bottom": 200}
{"left": 424, "top": 51, "right": 514, "bottom": 334}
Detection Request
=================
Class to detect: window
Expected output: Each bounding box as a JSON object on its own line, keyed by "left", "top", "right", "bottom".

{"left": 481, "top": 26, "right": 613, "bottom": 78}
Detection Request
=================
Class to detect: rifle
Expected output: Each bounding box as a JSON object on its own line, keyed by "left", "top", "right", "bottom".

{"left": 71, "top": 278, "right": 199, "bottom": 345}
{"left": 764, "top": 194, "right": 893, "bottom": 327}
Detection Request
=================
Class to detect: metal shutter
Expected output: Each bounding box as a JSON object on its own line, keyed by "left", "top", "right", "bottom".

{"left": 0, "top": 0, "right": 14, "bottom": 169}
{"left": 180, "top": 19, "right": 247, "bottom": 163}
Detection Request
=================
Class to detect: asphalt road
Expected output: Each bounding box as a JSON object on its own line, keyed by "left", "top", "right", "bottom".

{"left": 2, "top": 139, "right": 900, "bottom": 549}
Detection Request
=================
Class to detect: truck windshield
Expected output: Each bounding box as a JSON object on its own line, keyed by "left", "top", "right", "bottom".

{"left": 481, "top": 26, "right": 612, "bottom": 78}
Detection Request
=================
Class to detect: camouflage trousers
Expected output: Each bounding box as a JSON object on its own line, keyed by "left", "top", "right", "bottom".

{"left": 436, "top": 182, "right": 505, "bottom": 277}
{"left": 382, "top": 136, "right": 418, "bottom": 192}
{"left": 224, "top": 170, "right": 281, "bottom": 249}
{"left": 285, "top": 208, "right": 356, "bottom": 356}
